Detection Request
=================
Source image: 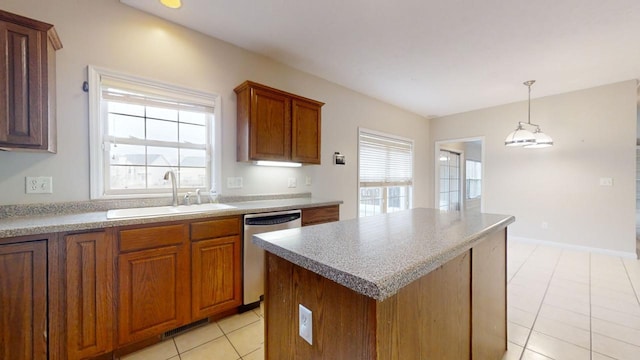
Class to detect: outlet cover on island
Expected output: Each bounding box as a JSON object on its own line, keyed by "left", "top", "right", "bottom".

{"left": 288, "top": 177, "right": 297, "bottom": 188}
{"left": 305, "top": 176, "right": 312, "bottom": 186}
{"left": 26, "top": 176, "right": 53, "bottom": 194}
{"left": 299, "top": 304, "right": 312, "bottom": 345}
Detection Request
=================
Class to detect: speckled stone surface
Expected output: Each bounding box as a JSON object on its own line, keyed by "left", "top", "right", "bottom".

{"left": 253, "top": 208, "right": 515, "bottom": 301}
{"left": 0, "top": 194, "right": 341, "bottom": 239}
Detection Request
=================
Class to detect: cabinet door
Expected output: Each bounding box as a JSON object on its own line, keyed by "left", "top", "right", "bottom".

{"left": 192, "top": 236, "right": 241, "bottom": 319}
{"left": 0, "top": 241, "right": 47, "bottom": 360}
{"left": 117, "top": 245, "right": 190, "bottom": 345}
{"left": 291, "top": 98, "right": 322, "bottom": 164}
{"left": 250, "top": 87, "right": 291, "bottom": 161}
{"left": 65, "top": 232, "right": 113, "bottom": 359}
{"left": 0, "top": 21, "right": 45, "bottom": 148}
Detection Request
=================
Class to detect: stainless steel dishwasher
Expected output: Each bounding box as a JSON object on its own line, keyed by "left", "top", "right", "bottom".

{"left": 243, "top": 210, "right": 301, "bottom": 306}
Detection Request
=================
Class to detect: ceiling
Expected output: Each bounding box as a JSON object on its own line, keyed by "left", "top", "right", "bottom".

{"left": 121, "top": 0, "right": 640, "bottom": 118}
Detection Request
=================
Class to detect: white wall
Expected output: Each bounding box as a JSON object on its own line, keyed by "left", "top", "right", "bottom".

{"left": 0, "top": 0, "right": 431, "bottom": 219}
{"left": 431, "top": 81, "right": 638, "bottom": 255}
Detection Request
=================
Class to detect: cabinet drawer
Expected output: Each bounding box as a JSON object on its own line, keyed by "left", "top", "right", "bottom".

{"left": 302, "top": 205, "right": 340, "bottom": 226}
{"left": 191, "top": 217, "right": 240, "bottom": 241}
{"left": 119, "top": 224, "right": 187, "bottom": 252}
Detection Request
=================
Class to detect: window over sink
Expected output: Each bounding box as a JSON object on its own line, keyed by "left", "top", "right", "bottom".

{"left": 88, "top": 66, "right": 221, "bottom": 199}
{"left": 358, "top": 128, "right": 413, "bottom": 217}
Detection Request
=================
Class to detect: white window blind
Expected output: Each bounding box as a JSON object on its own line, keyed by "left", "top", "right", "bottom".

{"left": 89, "top": 66, "right": 220, "bottom": 199}
{"left": 359, "top": 130, "right": 413, "bottom": 187}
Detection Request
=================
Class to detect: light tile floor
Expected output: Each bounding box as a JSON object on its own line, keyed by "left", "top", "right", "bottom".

{"left": 121, "top": 304, "right": 264, "bottom": 360}
{"left": 122, "top": 240, "right": 640, "bottom": 360}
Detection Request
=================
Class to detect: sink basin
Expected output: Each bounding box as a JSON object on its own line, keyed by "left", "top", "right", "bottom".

{"left": 107, "top": 203, "right": 236, "bottom": 219}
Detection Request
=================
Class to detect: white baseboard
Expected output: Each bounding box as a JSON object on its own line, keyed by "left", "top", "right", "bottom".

{"left": 509, "top": 236, "right": 638, "bottom": 260}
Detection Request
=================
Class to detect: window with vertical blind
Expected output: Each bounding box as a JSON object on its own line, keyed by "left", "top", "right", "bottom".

{"left": 88, "top": 66, "right": 221, "bottom": 199}
{"left": 465, "top": 160, "right": 482, "bottom": 199}
{"left": 358, "top": 129, "right": 413, "bottom": 217}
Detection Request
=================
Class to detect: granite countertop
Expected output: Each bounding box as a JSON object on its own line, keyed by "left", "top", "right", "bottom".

{"left": 253, "top": 208, "right": 515, "bottom": 301}
{"left": 0, "top": 197, "right": 342, "bottom": 239}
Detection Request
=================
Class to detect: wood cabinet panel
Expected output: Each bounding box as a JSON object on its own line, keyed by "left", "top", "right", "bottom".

{"left": 265, "top": 252, "right": 377, "bottom": 360}
{"left": 0, "top": 240, "right": 47, "bottom": 360}
{"left": 291, "top": 99, "right": 321, "bottom": 164}
{"left": 250, "top": 87, "right": 291, "bottom": 161}
{"left": 191, "top": 217, "right": 240, "bottom": 241}
{"left": 0, "top": 10, "right": 61, "bottom": 152}
{"left": 377, "top": 252, "right": 471, "bottom": 360}
{"left": 65, "top": 232, "right": 114, "bottom": 359}
{"left": 191, "top": 236, "right": 242, "bottom": 319}
{"left": 472, "top": 230, "right": 507, "bottom": 360}
{"left": 119, "top": 224, "right": 187, "bottom": 252}
{"left": 117, "top": 244, "right": 190, "bottom": 345}
{"left": 301, "top": 205, "right": 339, "bottom": 226}
{"left": 235, "top": 81, "right": 323, "bottom": 164}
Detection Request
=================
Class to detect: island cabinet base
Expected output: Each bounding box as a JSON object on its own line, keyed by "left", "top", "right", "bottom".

{"left": 264, "top": 229, "right": 506, "bottom": 360}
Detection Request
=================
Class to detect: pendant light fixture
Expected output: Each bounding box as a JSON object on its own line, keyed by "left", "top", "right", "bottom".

{"left": 504, "top": 80, "right": 553, "bottom": 148}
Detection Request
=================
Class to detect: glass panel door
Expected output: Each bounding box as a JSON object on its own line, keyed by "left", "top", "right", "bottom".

{"left": 439, "top": 150, "right": 460, "bottom": 211}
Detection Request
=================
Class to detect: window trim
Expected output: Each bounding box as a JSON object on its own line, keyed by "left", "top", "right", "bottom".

{"left": 88, "top": 65, "right": 222, "bottom": 199}
{"left": 357, "top": 127, "right": 414, "bottom": 218}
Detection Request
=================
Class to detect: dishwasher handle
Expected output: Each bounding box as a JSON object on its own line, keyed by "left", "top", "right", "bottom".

{"left": 245, "top": 213, "right": 301, "bottom": 226}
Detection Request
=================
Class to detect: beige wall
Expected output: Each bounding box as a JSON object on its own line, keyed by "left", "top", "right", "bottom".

{"left": 0, "top": 0, "right": 431, "bottom": 219}
{"left": 431, "top": 81, "right": 638, "bottom": 255}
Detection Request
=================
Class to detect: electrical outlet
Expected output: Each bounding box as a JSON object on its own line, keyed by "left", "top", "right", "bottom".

{"left": 299, "top": 304, "right": 312, "bottom": 345}
{"left": 541, "top": 222, "right": 549, "bottom": 229}
{"left": 227, "top": 177, "right": 243, "bottom": 189}
{"left": 26, "top": 176, "right": 53, "bottom": 194}
{"left": 305, "top": 176, "right": 312, "bottom": 186}
{"left": 599, "top": 177, "right": 613, "bottom": 186}
{"left": 288, "top": 177, "right": 297, "bottom": 188}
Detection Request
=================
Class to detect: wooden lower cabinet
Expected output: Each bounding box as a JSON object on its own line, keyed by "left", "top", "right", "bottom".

{"left": 301, "top": 205, "right": 340, "bottom": 226}
{"left": 191, "top": 235, "right": 242, "bottom": 318}
{"left": 64, "top": 232, "right": 114, "bottom": 359}
{"left": 117, "top": 232, "right": 190, "bottom": 345}
{"left": 0, "top": 240, "right": 48, "bottom": 360}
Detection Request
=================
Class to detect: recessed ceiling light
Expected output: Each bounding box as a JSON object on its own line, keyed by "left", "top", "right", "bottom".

{"left": 160, "top": 0, "right": 182, "bottom": 9}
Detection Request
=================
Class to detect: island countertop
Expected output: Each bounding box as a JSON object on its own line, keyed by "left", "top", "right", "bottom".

{"left": 253, "top": 208, "right": 515, "bottom": 301}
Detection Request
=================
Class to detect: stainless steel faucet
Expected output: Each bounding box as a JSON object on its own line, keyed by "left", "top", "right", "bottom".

{"left": 163, "top": 170, "right": 178, "bottom": 206}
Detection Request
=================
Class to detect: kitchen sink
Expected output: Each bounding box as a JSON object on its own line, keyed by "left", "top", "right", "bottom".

{"left": 106, "top": 203, "right": 236, "bottom": 219}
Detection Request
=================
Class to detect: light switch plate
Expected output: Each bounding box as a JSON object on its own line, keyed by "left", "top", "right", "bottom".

{"left": 299, "top": 304, "right": 313, "bottom": 345}
{"left": 26, "top": 176, "right": 53, "bottom": 194}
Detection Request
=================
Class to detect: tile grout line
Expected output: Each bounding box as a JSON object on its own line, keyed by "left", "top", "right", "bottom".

{"left": 620, "top": 257, "right": 640, "bottom": 308}
{"left": 517, "top": 247, "right": 562, "bottom": 360}
{"left": 508, "top": 242, "right": 538, "bottom": 284}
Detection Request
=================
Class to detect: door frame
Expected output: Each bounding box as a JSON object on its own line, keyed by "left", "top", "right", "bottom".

{"left": 434, "top": 136, "right": 485, "bottom": 212}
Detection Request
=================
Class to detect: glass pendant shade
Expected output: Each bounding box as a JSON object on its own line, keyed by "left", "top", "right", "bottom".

{"left": 524, "top": 128, "right": 554, "bottom": 148}
{"left": 504, "top": 125, "right": 536, "bottom": 146}
{"left": 160, "top": 0, "right": 182, "bottom": 8}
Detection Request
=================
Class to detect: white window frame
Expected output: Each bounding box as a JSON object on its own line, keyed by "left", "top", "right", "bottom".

{"left": 357, "top": 128, "right": 414, "bottom": 218}
{"left": 465, "top": 159, "right": 482, "bottom": 200}
{"left": 88, "top": 65, "right": 222, "bottom": 199}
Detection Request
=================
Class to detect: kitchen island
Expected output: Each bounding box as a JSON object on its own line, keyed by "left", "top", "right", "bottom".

{"left": 253, "top": 208, "right": 515, "bottom": 360}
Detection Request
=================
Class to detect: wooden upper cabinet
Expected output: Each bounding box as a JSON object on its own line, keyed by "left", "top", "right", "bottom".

{"left": 0, "top": 240, "right": 48, "bottom": 360}
{"left": 292, "top": 99, "right": 321, "bottom": 164}
{"left": 0, "top": 10, "right": 62, "bottom": 152}
{"left": 235, "top": 81, "right": 323, "bottom": 164}
{"left": 64, "top": 232, "right": 114, "bottom": 360}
